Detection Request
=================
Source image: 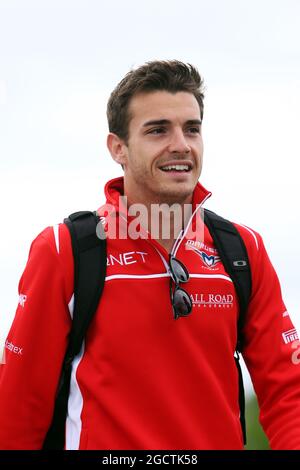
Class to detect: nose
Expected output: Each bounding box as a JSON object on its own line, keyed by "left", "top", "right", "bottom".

{"left": 168, "top": 129, "right": 190, "bottom": 154}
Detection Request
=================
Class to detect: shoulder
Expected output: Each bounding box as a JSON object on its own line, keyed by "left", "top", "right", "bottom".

{"left": 232, "top": 222, "right": 262, "bottom": 253}
{"left": 228, "top": 221, "right": 277, "bottom": 295}
{"left": 205, "top": 209, "right": 262, "bottom": 254}
{"left": 27, "top": 223, "right": 74, "bottom": 300}
{"left": 231, "top": 221, "right": 273, "bottom": 281}
{"left": 32, "top": 223, "right": 71, "bottom": 254}
{"left": 27, "top": 223, "right": 73, "bottom": 270}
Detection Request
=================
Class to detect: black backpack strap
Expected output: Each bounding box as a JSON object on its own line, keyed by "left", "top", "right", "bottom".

{"left": 204, "top": 209, "right": 252, "bottom": 350}
{"left": 43, "top": 211, "right": 106, "bottom": 449}
{"left": 204, "top": 208, "right": 252, "bottom": 445}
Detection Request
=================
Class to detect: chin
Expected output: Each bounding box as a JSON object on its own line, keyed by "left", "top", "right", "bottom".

{"left": 157, "top": 186, "right": 194, "bottom": 204}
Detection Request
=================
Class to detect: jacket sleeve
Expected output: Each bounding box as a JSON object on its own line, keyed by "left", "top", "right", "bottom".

{"left": 0, "top": 227, "right": 72, "bottom": 449}
{"left": 242, "top": 231, "right": 300, "bottom": 449}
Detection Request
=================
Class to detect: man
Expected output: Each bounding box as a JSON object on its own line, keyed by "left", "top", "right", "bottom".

{"left": 0, "top": 60, "right": 300, "bottom": 450}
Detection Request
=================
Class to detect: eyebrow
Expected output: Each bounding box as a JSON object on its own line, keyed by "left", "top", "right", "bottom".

{"left": 142, "top": 119, "right": 202, "bottom": 127}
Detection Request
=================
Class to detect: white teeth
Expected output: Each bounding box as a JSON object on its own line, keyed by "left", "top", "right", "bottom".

{"left": 161, "top": 165, "right": 189, "bottom": 171}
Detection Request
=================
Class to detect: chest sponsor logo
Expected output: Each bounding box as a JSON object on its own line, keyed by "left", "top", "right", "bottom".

{"left": 191, "top": 293, "right": 233, "bottom": 308}
{"left": 107, "top": 251, "right": 148, "bottom": 267}
{"left": 186, "top": 241, "right": 221, "bottom": 269}
{"left": 282, "top": 328, "right": 299, "bottom": 344}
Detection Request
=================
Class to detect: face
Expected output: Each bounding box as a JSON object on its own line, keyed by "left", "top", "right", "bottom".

{"left": 108, "top": 90, "right": 203, "bottom": 206}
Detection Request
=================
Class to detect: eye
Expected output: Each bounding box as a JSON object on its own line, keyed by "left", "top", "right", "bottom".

{"left": 148, "top": 127, "right": 167, "bottom": 135}
{"left": 187, "top": 127, "right": 200, "bottom": 134}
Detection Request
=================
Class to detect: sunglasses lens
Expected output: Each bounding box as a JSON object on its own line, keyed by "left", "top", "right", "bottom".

{"left": 170, "top": 257, "right": 189, "bottom": 283}
{"left": 173, "top": 287, "right": 192, "bottom": 318}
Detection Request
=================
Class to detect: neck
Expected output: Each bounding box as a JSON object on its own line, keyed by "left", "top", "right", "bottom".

{"left": 125, "top": 190, "right": 193, "bottom": 254}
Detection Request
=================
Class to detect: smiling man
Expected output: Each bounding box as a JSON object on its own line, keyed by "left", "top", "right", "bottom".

{"left": 0, "top": 60, "right": 300, "bottom": 451}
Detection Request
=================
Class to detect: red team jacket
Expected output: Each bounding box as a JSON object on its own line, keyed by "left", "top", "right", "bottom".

{"left": 0, "top": 177, "right": 300, "bottom": 450}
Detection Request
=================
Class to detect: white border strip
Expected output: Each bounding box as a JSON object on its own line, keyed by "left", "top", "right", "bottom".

{"left": 65, "top": 296, "right": 84, "bottom": 450}
{"left": 190, "top": 273, "right": 232, "bottom": 282}
{"left": 172, "top": 192, "right": 211, "bottom": 257}
{"left": 105, "top": 273, "right": 232, "bottom": 282}
{"left": 53, "top": 224, "right": 60, "bottom": 254}
{"left": 68, "top": 294, "right": 75, "bottom": 320}
{"left": 65, "top": 342, "right": 85, "bottom": 450}
{"left": 105, "top": 273, "right": 170, "bottom": 281}
{"left": 172, "top": 206, "right": 201, "bottom": 257}
{"left": 153, "top": 246, "right": 170, "bottom": 272}
{"left": 238, "top": 224, "right": 259, "bottom": 250}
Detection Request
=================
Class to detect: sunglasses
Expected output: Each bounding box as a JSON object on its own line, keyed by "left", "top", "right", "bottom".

{"left": 169, "top": 255, "right": 193, "bottom": 320}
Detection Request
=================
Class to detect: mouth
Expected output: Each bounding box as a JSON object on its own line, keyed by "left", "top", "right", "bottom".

{"left": 158, "top": 162, "right": 193, "bottom": 173}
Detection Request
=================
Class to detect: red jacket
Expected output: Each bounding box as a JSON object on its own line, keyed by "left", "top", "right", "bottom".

{"left": 0, "top": 177, "right": 300, "bottom": 450}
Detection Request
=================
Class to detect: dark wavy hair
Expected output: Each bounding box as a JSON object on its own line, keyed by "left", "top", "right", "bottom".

{"left": 107, "top": 60, "right": 204, "bottom": 143}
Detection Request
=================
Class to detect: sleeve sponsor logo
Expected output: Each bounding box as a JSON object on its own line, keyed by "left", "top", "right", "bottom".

{"left": 291, "top": 340, "right": 300, "bottom": 365}
{"left": 5, "top": 340, "right": 23, "bottom": 356}
{"left": 282, "top": 328, "right": 299, "bottom": 344}
{"left": 18, "top": 294, "right": 27, "bottom": 308}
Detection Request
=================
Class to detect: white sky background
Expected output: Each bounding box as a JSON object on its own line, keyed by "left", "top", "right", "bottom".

{"left": 0, "top": 0, "right": 299, "bottom": 393}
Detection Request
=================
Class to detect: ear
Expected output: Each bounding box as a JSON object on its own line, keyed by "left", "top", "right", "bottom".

{"left": 107, "top": 133, "right": 128, "bottom": 166}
